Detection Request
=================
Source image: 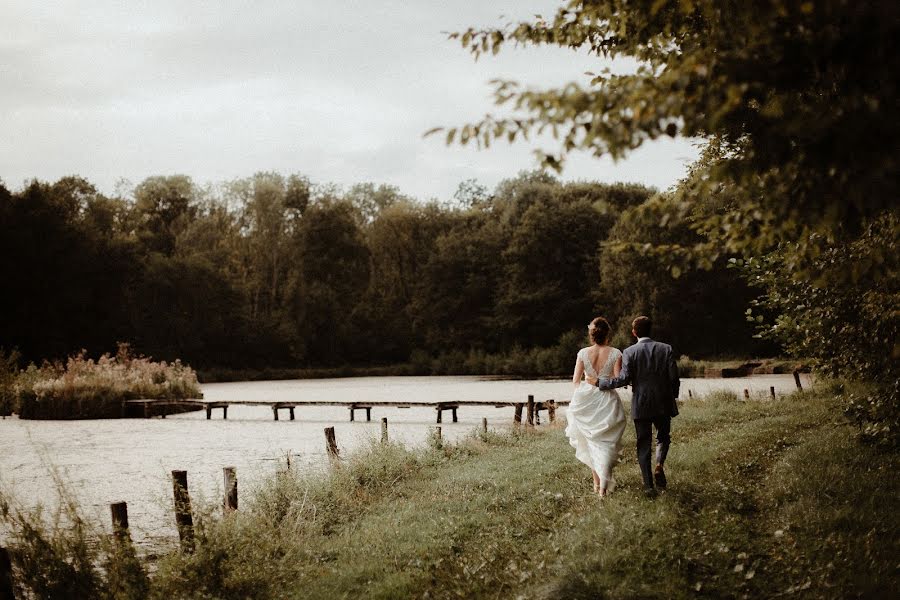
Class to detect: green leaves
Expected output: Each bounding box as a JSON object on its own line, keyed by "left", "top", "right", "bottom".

{"left": 443, "top": 1, "right": 898, "bottom": 284}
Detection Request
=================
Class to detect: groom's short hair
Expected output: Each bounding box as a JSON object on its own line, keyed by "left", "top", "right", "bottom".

{"left": 632, "top": 316, "right": 652, "bottom": 337}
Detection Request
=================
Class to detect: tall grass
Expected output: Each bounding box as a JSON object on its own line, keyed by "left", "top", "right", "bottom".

{"left": 14, "top": 344, "right": 202, "bottom": 419}
{"left": 2, "top": 383, "right": 896, "bottom": 598}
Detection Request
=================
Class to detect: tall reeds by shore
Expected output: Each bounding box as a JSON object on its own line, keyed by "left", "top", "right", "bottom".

{"left": 9, "top": 344, "right": 202, "bottom": 419}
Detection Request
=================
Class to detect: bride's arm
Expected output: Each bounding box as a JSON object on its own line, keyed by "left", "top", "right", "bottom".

{"left": 572, "top": 356, "right": 585, "bottom": 386}
{"left": 612, "top": 356, "right": 622, "bottom": 379}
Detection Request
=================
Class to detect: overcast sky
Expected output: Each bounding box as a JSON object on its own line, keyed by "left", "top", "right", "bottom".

{"left": 1, "top": 1, "right": 700, "bottom": 200}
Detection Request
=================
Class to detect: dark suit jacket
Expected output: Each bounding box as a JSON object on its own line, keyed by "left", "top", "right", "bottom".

{"left": 598, "top": 338, "right": 680, "bottom": 420}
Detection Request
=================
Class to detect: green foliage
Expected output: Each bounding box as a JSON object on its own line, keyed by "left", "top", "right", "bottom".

{"left": 133, "top": 175, "right": 198, "bottom": 256}
{"left": 0, "top": 172, "right": 766, "bottom": 372}
{"left": 745, "top": 213, "right": 899, "bottom": 445}
{"left": 443, "top": 1, "right": 897, "bottom": 437}
{"left": 444, "top": 1, "right": 898, "bottom": 270}
{"left": 598, "top": 192, "right": 769, "bottom": 356}
{"left": 0, "top": 488, "right": 148, "bottom": 599}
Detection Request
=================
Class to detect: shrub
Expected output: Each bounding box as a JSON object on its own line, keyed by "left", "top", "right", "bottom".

{"left": 0, "top": 488, "right": 148, "bottom": 600}
{"left": 0, "top": 348, "right": 19, "bottom": 415}
{"left": 15, "top": 344, "right": 202, "bottom": 419}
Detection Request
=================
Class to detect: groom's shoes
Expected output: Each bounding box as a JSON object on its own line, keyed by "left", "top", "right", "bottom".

{"left": 654, "top": 465, "right": 667, "bottom": 490}
{"left": 643, "top": 486, "right": 658, "bottom": 498}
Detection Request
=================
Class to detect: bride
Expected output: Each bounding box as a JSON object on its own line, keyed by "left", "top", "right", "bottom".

{"left": 565, "top": 316, "right": 627, "bottom": 497}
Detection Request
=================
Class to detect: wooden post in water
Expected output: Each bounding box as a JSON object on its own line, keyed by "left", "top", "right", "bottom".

{"left": 171, "top": 470, "right": 194, "bottom": 553}
{"left": 513, "top": 403, "right": 523, "bottom": 426}
{"left": 482, "top": 417, "right": 488, "bottom": 433}
{"left": 224, "top": 467, "right": 238, "bottom": 513}
{"left": 451, "top": 406, "right": 458, "bottom": 423}
{"left": 110, "top": 501, "right": 130, "bottom": 543}
{"left": 325, "top": 427, "right": 339, "bottom": 458}
{"left": 222, "top": 405, "right": 228, "bottom": 420}
{"left": 743, "top": 389, "right": 750, "bottom": 400}
{"left": 793, "top": 370, "right": 803, "bottom": 390}
{"left": 526, "top": 395, "right": 535, "bottom": 426}
{"left": 206, "top": 405, "right": 212, "bottom": 420}
{"left": 0, "top": 546, "right": 14, "bottom": 600}
{"left": 688, "top": 389, "right": 693, "bottom": 400}
{"left": 770, "top": 386, "right": 776, "bottom": 400}
{"left": 381, "top": 418, "right": 389, "bottom": 443}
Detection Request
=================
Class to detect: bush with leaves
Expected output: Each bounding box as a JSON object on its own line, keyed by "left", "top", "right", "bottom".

{"left": 745, "top": 213, "right": 899, "bottom": 446}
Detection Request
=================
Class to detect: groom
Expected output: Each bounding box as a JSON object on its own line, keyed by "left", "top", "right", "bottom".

{"left": 588, "top": 316, "right": 680, "bottom": 496}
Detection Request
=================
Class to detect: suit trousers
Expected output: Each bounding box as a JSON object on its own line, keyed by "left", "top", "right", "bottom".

{"left": 634, "top": 416, "right": 671, "bottom": 489}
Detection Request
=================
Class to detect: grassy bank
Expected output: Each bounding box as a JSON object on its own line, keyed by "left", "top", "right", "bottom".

{"left": 2, "top": 384, "right": 895, "bottom": 598}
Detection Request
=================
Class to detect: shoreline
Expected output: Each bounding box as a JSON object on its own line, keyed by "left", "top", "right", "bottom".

{"left": 197, "top": 356, "right": 807, "bottom": 384}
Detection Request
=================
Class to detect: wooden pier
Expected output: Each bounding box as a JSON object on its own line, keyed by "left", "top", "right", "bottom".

{"left": 124, "top": 397, "right": 563, "bottom": 424}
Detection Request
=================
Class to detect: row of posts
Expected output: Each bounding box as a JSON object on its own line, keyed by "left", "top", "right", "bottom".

{"left": 103, "top": 415, "right": 498, "bottom": 551}
{"left": 684, "top": 372, "right": 803, "bottom": 401}
{"left": 0, "top": 400, "right": 544, "bottom": 594}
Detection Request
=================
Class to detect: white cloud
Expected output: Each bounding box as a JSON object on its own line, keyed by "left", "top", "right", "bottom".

{"left": 0, "top": 1, "right": 700, "bottom": 198}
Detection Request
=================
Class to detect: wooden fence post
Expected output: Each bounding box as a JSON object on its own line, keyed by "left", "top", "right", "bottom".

{"left": 743, "top": 389, "right": 750, "bottom": 400}
{"left": 224, "top": 467, "right": 238, "bottom": 513}
{"left": 381, "top": 417, "right": 389, "bottom": 443}
{"left": 482, "top": 417, "right": 488, "bottom": 433}
{"left": 325, "top": 427, "right": 339, "bottom": 458}
{"left": 793, "top": 370, "right": 803, "bottom": 390}
{"left": 526, "top": 395, "right": 535, "bottom": 426}
{"left": 434, "top": 426, "right": 442, "bottom": 445}
{"left": 0, "top": 546, "right": 14, "bottom": 600}
{"left": 547, "top": 399, "right": 556, "bottom": 423}
{"left": 171, "top": 470, "right": 194, "bottom": 553}
{"left": 110, "top": 501, "right": 130, "bottom": 543}
{"left": 770, "top": 386, "right": 776, "bottom": 400}
{"left": 513, "top": 403, "right": 523, "bottom": 426}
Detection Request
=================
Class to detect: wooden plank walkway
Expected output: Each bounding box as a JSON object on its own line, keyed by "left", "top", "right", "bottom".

{"left": 124, "top": 397, "right": 566, "bottom": 423}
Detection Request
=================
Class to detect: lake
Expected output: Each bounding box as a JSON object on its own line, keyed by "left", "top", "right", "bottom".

{"left": 0, "top": 373, "right": 807, "bottom": 548}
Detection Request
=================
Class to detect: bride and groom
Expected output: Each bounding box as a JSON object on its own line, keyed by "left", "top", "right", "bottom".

{"left": 565, "top": 315, "right": 680, "bottom": 498}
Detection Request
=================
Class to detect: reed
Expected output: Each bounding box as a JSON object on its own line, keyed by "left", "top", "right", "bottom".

{"left": 14, "top": 344, "right": 202, "bottom": 419}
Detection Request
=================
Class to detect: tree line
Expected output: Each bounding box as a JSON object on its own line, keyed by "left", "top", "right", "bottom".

{"left": 0, "top": 171, "right": 769, "bottom": 372}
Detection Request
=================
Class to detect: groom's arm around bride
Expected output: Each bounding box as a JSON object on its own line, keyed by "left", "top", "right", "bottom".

{"left": 590, "top": 316, "right": 680, "bottom": 493}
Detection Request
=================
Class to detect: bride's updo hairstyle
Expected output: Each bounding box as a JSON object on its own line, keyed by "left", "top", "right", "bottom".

{"left": 589, "top": 317, "right": 611, "bottom": 345}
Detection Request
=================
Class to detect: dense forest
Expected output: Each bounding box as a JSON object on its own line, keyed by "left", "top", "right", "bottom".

{"left": 0, "top": 171, "right": 768, "bottom": 373}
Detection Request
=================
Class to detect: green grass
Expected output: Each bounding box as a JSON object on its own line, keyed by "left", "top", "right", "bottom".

{"left": 3, "top": 387, "right": 897, "bottom": 599}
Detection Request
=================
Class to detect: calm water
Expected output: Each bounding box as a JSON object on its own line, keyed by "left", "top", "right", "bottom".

{"left": 0, "top": 374, "right": 807, "bottom": 548}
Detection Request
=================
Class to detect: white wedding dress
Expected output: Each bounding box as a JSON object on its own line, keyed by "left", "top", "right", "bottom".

{"left": 565, "top": 346, "right": 627, "bottom": 490}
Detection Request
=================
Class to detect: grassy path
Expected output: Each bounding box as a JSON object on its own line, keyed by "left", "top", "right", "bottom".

{"left": 5, "top": 390, "right": 898, "bottom": 599}
{"left": 293, "top": 393, "right": 896, "bottom": 599}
